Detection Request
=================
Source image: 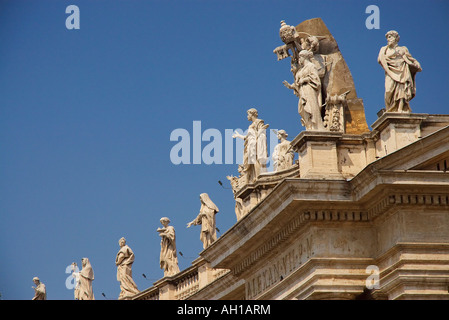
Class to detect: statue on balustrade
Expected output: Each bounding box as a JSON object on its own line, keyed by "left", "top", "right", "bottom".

{"left": 115, "top": 237, "right": 139, "bottom": 299}
{"left": 158, "top": 217, "right": 180, "bottom": 277}
{"left": 187, "top": 193, "right": 219, "bottom": 249}
{"left": 31, "top": 277, "right": 46, "bottom": 300}
{"left": 232, "top": 108, "right": 269, "bottom": 183}
{"left": 272, "top": 130, "right": 294, "bottom": 172}
{"left": 71, "top": 257, "right": 95, "bottom": 300}
{"left": 378, "top": 30, "right": 422, "bottom": 113}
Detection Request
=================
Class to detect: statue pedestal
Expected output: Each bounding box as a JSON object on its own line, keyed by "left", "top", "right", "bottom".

{"left": 292, "top": 131, "right": 344, "bottom": 180}
{"left": 371, "top": 112, "right": 428, "bottom": 157}
{"left": 153, "top": 277, "right": 177, "bottom": 300}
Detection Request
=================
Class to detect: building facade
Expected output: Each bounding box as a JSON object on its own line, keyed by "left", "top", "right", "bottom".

{"left": 133, "top": 18, "right": 449, "bottom": 301}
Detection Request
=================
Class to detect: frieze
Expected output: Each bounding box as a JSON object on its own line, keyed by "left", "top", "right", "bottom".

{"left": 232, "top": 209, "right": 369, "bottom": 276}
{"left": 368, "top": 193, "right": 449, "bottom": 220}
{"left": 245, "top": 235, "right": 313, "bottom": 299}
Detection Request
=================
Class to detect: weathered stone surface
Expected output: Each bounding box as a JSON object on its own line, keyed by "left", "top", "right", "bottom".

{"left": 133, "top": 17, "right": 449, "bottom": 301}
{"left": 286, "top": 18, "right": 370, "bottom": 134}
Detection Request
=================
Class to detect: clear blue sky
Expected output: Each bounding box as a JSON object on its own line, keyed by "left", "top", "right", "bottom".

{"left": 0, "top": 0, "right": 448, "bottom": 300}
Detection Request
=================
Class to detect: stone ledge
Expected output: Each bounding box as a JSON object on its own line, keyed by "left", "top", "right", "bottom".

{"left": 371, "top": 112, "right": 428, "bottom": 132}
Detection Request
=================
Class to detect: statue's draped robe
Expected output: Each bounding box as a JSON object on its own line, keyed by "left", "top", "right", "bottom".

{"left": 160, "top": 226, "right": 180, "bottom": 276}
{"left": 116, "top": 245, "right": 139, "bottom": 299}
{"left": 378, "top": 45, "right": 420, "bottom": 112}
{"left": 78, "top": 260, "right": 95, "bottom": 300}
{"left": 191, "top": 194, "right": 219, "bottom": 249}
{"left": 296, "top": 62, "right": 324, "bottom": 130}
{"left": 32, "top": 283, "right": 46, "bottom": 300}
{"left": 273, "top": 140, "right": 294, "bottom": 171}
{"left": 243, "top": 119, "right": 268, "bottom": 182}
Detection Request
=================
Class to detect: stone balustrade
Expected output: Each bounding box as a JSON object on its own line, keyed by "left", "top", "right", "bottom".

{"left": 174, "top": 268, "right": 199, "bottom": 300}
{"left": 132, "top": 257, "right": 229, "bottom": 300}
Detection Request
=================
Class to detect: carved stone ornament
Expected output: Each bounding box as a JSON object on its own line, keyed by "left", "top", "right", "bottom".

{"left": 275, "top": 18, "right": 370, "bottom": 135}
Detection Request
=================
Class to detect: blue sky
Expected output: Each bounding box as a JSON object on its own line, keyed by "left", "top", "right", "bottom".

{"left": 0, "top": 0, "right": 448, "bottom": 300}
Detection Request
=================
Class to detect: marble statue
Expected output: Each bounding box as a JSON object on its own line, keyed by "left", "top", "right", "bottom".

{"left": 274, "top": 18, "right": 371, "bottom": 135}
{"left": 227, "top": 164, "right": 246, "bottom": 194}
{"left": 187, "top": 193, "right": 219, "bottom": 249}
{"left": 227, "top": 165, "right": 248, "bottom": 220}
{"left": 227, "top": 174, "right": 239, "bottom": 193}
{"left": 71, "top": 258, "right": 95, "bottom": 300}
{"left": 284, "top": 50, "right": 324, "bottom": 130}
{"left": 232, "top": 108, "right": 269, "bottom": 183}
{"left": 158, "top": 217, "right": 180, "bottom": 277}
{"left": 115, "top": 237, "right": 139, "bottom": 299}
{"left": 378, "top": 30, "right": 422, "bottom": 113}
{"left": 31, "top": 277, "right": 46, "bottom": 300}
{"left": 272, "top": 130, "right": 294, "bottom": 172}
{"left": 71, "top": 262, "right": 80, "bottom": 299}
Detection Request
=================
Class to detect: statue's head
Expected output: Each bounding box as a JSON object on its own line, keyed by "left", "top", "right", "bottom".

{"left": 160, "top": 217, "right": 170, "bottom": 227}
{"left": 247, "top": 108, "right": 258, "bottom": 121}
{"left": 385, "top": 30, "right": 399, "bottom": 45}
{"left": 279, "top": 20, "right": 296, "bottom": 44}
{"left": 302, "top": 36, "right": 319, "bottom": 53}
{"left": 32, "top": 277, "right": 40, "bottom": 285}
{"left": 118, "top": 237, "right": 126, "bottom": 247}
{"left": 298, "top": 50, "right": 313, "bottom": 65}
{"left": 277, "top": 129, "right": 288, "bottom": 140}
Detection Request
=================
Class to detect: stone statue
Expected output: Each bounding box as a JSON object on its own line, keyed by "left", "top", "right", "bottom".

{"left": 272, "top": 130, "right": 294, "bottom": 172}
{"left": 232, "top": 108, "right": 269, "bottom": 183}
{"left": 274, "top": 18, "right": 371, "bottom": 135}
{"left": 227, "top": 165, "right": 248, "bottom": 220}
{"left": 31, "top": 277, "right": 46, "bottom": 300}
{"left": 378, "top": 30, "right": 422, "bottom": 113}
{"left": 71, "top": 258, "right": 95, "bottom": 300}
{"left": 226, "top": 164, "right": 246, "bottom": 194}
{"left": 187, "top": 193, "right": 219, "bottom": 249}
{"left": 115, "top": 237, "right": 139, "bottom": 299}
{"left": 284, "top": 50, "right": 324, "bottom": 130}
{"left": 71, "top": 262, "right": 81, "bottom": 299}
{"left": 227, "top": 174, "right": 239, "bottom": 193}
{"left": 158, "top": 217, "right": 180, "bottom": 277}
{"left": 323, "top": 91, "right": 350, "bottom": 132}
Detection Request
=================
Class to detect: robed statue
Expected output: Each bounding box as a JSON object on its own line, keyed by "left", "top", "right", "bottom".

{"left": 232, "top": 108, "right": 269, "bottom": 183}
{"left": 378, "top": 30, "right": 422, "bottom": 113}
{"left": 71, "top": 258, "right": 95, "bottom": 300}
{"left": 158, "top": 217, "right": 180, "bottom": 277}
{"left": 115, "top": 237, "right": 139, "bottom": 299}
{"left": 187, "top": 193, "right": 219, "bottom": 249}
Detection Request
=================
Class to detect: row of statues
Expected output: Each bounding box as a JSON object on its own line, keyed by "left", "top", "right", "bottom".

{"left": 228, "top": 108, "right": 296, "bottom": 193}
{"left": 31, "top": 21, "right": 422, "bottom": 301}
{"left": 276, "top": 20, "right": 422, "bottom": 129}
{"left": 31, "top": 193, "right": 220, "bottom": 300}
{"left": 158, "top": 193, "right": 220, "bottom": 278}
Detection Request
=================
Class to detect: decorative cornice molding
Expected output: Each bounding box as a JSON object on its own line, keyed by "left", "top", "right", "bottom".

{"left": 229, "top": 189, "right": 449, "bottom": 277}
{"left": 232, "top": 209, "right": 369, "bottom": 276}
{"left": 368, "top": 192, "right": 449, "bottom": 220}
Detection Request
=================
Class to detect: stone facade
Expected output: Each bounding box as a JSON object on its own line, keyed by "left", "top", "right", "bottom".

{"left": 133, "top": 18, "right": 449, "bottom": 300}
